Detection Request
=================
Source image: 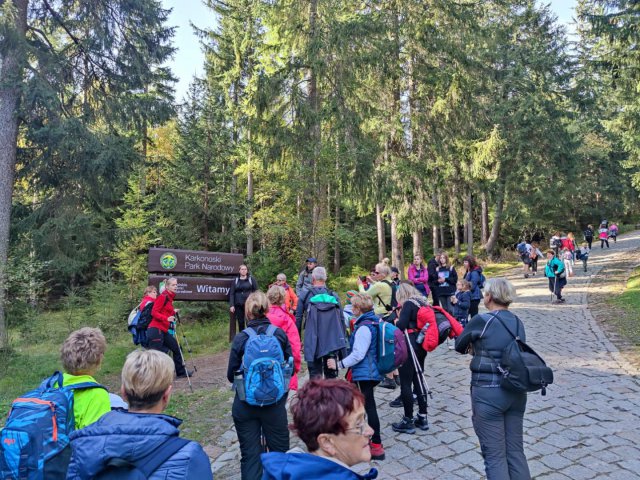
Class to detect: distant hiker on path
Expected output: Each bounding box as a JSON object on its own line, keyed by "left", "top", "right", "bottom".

{"left": 545, "top": 250, "right": 567, "bottom": 303}
{"left": 583, "top": 224, "right": 594, "bottom": 249}
{"left": 295, "top": 257, "right": 317, "bottom": 296}
{"left": 229, "top": 264, "right": 259, "bottom": 332}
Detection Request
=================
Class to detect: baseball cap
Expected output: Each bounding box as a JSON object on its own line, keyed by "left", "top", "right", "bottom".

{"left": 306, "top": 257, "right": 317, "bottom": 263}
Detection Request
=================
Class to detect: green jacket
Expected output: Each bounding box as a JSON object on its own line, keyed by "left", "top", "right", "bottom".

{"left": 544, "top": 257, "right": 565, "bottom": 278}
{"left": 63, "top": 373, "right": 111, "bottom": 429}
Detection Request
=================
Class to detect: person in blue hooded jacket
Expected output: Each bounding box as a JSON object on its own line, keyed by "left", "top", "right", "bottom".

{"left": 463, "top": 255, "right": 484, "bottom": 318}
{"left": 66, "top": 349, "right": 212, "bottom": 480}
{"left": 544, "top": 249, "right": 567, "bottom": 303}
{"left": 261, "top": 378, "right": 378, "bottom": 480}
{"left": 327, "top": 293, "right": 385, "bottom": 461}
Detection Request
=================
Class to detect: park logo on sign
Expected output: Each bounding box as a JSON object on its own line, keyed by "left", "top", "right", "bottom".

{"left": 160, "top": 252, "right": 178, "bottom": 270}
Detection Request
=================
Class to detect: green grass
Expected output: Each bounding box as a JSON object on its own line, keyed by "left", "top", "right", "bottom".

{"left": 609, "top": 267, "right": 640, "bottom": 344}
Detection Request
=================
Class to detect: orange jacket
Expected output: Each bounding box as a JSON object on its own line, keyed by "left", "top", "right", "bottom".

{"left": 269, "top": 282, "right": 298, "bottom": 313}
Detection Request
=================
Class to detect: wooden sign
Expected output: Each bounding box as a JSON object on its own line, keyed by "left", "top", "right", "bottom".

{"left": 148, "top": 275, "right": 235, "bottom": 301}
{"left": 147, "top": 248, "right": 244, "bottom": 276}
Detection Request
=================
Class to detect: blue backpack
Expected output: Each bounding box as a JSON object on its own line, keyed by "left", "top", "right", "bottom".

{"left": 242, "top": 325, "right": 288, "bottom": 406}
{"left": 375, "top": 321, "right": 407, "bottom": 375}
{"left": 0, "top": 372, "right": 106, "bottom": 480}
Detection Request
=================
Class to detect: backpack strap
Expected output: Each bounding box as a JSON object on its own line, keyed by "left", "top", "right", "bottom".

{"left": 243, "top": 327, "right": 257, "bottom": 338}
{"left": 265, "top": 324, "right": 277, "bottom": 337}
{"left": 66, "top": 382, "right": 109, "bottom": 393}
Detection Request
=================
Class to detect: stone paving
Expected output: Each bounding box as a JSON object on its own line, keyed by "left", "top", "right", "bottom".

{"left": 212, "top": 232, "right": 640, "bottom": 479}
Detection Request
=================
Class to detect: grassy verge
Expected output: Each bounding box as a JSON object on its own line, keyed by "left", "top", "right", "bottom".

{"left": 608, "top": 267, "right": 640, "bottom": 345}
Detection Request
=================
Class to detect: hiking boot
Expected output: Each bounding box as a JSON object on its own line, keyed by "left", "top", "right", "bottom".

{"left": 558, "top": 298, "right": 566, "bottom": 303}
{"left": 177, "top": 370, "right": 195, "bottom": 378}
{"left": 524, "top": 273, "right": 529, "bottom": 279}
{"left": 389, "top": 395, "right": 403, "bottom": 408}
{"left": 393, "top": 374, "right": 401, "bottom": 386}
{"left": 414, "top": 414, "right": 430, "bottom": 431}
{"left": 379, "top": 377, "right": 396, "bottom": 390}
{"left": 392, "top": 416, "right": 415, "bottom": 434}
{"left": 369, "top": 442, "right": 385, "bottom": 461}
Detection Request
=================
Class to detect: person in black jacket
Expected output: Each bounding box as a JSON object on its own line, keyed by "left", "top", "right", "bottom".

{"left": 227, "top": 291, "right": 292, "bottom": 480}
{"left": 427, "top": 251, "right": 444, "bottom": 307}
{"left": 434, "top": 252, "right": 458, "bottom": 313}
{"left": 454, "top": 277, "right": 531, "bottom": 480}
{"left": 229, "top": 264, "right": 258, "bottom": 332}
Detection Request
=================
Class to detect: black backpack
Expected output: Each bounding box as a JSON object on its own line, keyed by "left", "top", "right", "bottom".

{"left": 376, "top": 280, "right": 398, "bottom": 312}
{"left": 481, "top": 313, "right": 554, "bottom": 396}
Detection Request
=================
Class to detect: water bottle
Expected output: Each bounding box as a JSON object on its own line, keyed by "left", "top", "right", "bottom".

{"left": 416, "top": 324, "right": 429, "bottom": 344}
{"left": 233, "top": 371, "right": 246, "bottom": 401}
{"left": 283, "top": 357, "right": 294, "bottom": 389}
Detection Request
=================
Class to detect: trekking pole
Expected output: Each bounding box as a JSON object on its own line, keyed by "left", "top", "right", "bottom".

{"left": 175, "top": 313, "right": 198, "bottom": 373}
{"left": 404, "top": 331, "right": 432, "bottom": 401}
{"left": 174, "top": 328, "right": 194, "bottom": 393}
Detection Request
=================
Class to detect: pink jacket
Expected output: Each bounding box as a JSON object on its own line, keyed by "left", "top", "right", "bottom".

{"left": 266, "top": 305, "right": 301, "bottom": 390}
{"left": 408, "top": 264, "right": 430, "bottom": 294}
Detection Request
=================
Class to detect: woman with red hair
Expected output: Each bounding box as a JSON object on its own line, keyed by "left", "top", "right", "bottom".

{"left": 261, "top": 379, "right": 379, "bottom": 479}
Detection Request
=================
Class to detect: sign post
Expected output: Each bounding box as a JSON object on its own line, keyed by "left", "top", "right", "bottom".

{"left": 147, "top": 248, "right": 244, "bottom": 341}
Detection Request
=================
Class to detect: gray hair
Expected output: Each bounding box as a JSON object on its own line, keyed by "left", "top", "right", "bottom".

{"left": 395, "top": 283, "right": 422, "bottom": 306}
{"left": 277, "top": 273, "right": 286, "bottom": 282}
{"left": 484, "top": 277, "right": 516, "bottom": 306}
{"left": 311, "top": 266, "right": 327, "bottom": 282}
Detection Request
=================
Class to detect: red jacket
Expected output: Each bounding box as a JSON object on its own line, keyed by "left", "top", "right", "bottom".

{"left": 266, "top": 305, "right": 301, "bottom": 390}
{"left": 149, "top": 290, "right": 176, "bottom": 333}
{"left": 416, "top": 305, "right": 464, "bottom": 352}
{"left": 139, "top": 295, "right": 155, "bottom": 311}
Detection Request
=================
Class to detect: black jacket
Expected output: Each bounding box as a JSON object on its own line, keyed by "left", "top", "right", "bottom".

{"left": 427, "top": 257, "right": 440, "bottom": 289}
{"left": 434, "top": 265, "right": 458, "bottom": 297}
{"left": 229, "top": 275, "right": 258, "bottom": 307}
{"left": 454, "top": 309, "right": 526, "bottom": 387}
{"left": 226, "top": 318, "right": 293, "bottom": 383}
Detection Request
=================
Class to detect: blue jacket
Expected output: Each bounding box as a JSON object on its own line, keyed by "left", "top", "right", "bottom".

{"left": 261, "top": 451, "right": 378, "bottom": 480}
{"left": 464, "top": 268, "right": 483, "bottom": 300}
{"left": 453, "top": 290, "right": 471, "bottom": 321}
{"left": 66, "top": 410, "right": 213, "bottom": 480}
{"left": 545, "top": 257, "right": 565, "bottom": 278}
{"left": 348, "top": 311, "right": 382, "bottom": 382}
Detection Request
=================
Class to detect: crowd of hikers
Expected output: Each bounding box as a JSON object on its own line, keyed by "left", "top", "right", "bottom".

{"left": 1, "top": 224, "right": 611, "bottom": 479}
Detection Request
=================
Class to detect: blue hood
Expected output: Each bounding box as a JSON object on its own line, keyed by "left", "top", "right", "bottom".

{"left": 69, "top": 410, "right": 182, "bottom": 476}
{"left": 261, "top": 452, "right": 378, "bottom": 480}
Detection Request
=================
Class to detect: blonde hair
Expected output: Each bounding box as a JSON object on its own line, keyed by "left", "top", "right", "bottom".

{"left": 267, "top": 285, "right": 286, "bottom": 306}
{"left": 245, "top": 291, "right": 269, "bottom": 320}
{"left": 457, "top": 279, "right": 471, "bottom": 291}
{"left": 143, "top": 285, "right": 157, "bottom": 296}
{"left": 121, "top": 349, "right": 174, "bottom": 411}
{"left": 350, "top": 293, "right": 374, "bottom": 313}
{"left": 484, "top": 277, "right": 516, "bottom": 306}
{"left": 375, "top": 262, "right": 391, "bottom": 277}
{"left": 396, "top": 283, "right": 422, "bottom": 306}
{"left": 60, "top": 327, "right": 106, "bottom": 375}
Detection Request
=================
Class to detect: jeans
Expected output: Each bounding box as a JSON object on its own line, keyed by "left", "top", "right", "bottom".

{"left": 438, "top": 295, "right": 453, "bottom": 314}
{"left": 232, "top": 395, "right": 289, "bottom": 480}
{"left": 357, "top": 380, "right": 381, "bottom": 444}
{"left": 398, "top": 333, "right": 428, "bottom": 418}
{"left": 471, "top": 386, "right": 531, "bottom": 480}
{"left": 146, "top": 327, "right": 186, "bottom": 376}
{"left": 307, "top": 355, "right": 339, "bottom": 379}
{"left": 547, "top": 276, "right": 566, "bottom": 299}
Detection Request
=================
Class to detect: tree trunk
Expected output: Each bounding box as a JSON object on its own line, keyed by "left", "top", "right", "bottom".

{"left": 438, "top": 191, "right": 445, "bottom": 248}
{"left": 333, "top": 202, "right": 340, "bottom": 274}
{"left": 449, "top": 186, "right": 460, "bottom": 255}
{"left": 412, "top": 229, "right": 422, "bottom": 259}
{"left": 465, "top": 188, "right": 474, "bottom": 256}
{"left": 484, "top": 180, "right": 506, "bottom": 258}
{"left": 481, "top": 191, "right": 489, "bottom": 245}
{"left": 230, "top": 83, "right": 239, "bottom": 253}
{"left": 390, "top": 213, "right": 404, "bottom": 277}
{"left": 0, "top": 0, "right": 28, "bottom": 349}
{"left": 431, "top": 192, "right": 439, "bottom": 253}
{"left": 246, "top": 142, "right": 254, "bottom": 256}
{"left": 376, "top": 203, "right": 386, "bottom": 261}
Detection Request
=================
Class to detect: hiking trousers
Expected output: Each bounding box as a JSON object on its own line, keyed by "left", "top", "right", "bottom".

{"left": 147, "top": 327, "right": 186, "bottom": 376}
{"left": 398, "top": 333, "right": 428, "bottom": 419}
{"left": 356, "top": 380, "right": 381, "bottom": 444}
{"left": 232, "top": 395, "right": 289, "bottom": 480}
{"left": 307, "top": 355, "right": 339, "bottom": 379}
{"left": 471, "top": 386, "right": 531, "bottom": 480}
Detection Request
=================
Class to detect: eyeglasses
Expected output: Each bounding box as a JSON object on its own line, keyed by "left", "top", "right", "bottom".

{"left": 373, "top": 271, "right": 380, "bottom": 275}
{"left": 345, "top": 414, "right": 370, "bottom": 437}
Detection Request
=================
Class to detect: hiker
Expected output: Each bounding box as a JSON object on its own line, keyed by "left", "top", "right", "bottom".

{"left": 390, "top": 283, "right": 429, "bottom": 435}
{"left": 599, "top": 224, "right": 610, "bottom": 249}
{"left": 516, "top": 239, "right": 532, "bottom": 277}
{"left": 454, "top": 278, "right": 531, "bottom": 480}
{"left": 567, "top": 232, "right": 577, "bottom": 261}
{"left": 327, "top": 293, "right": 385, "bottom": 461}
{"left": 60, "top": 327, "right": 111, "bottom": 429}
{"left": 147, "top": 277, "right": 192, "bottom": 378}
{"left": 296, "top": 267, "right": 348, "bottom": 379}
{"left": 266, "top": 285, "right": 302, "bottom": 390}
{"left": 357, "top": 262, "right": 393, "bottom": 318}
{"left": 561, "top": 248, "right": 574, "bottom": 279}
{"left": 67, "top": 349, "right": 212, "bottom": 479}
{"left": 528, "top": 242, "right": 544, "bottom": 277}
{"left": 139, "top": 285, "right": 157, "bottom": 310}
{"left": 270, "top": 273, "right": 298, "bottom": 314}
{"left": 295, "top": 257, "right": 317, "bottom": 296}
{"left": 545, "top": 250, "right": 567, "bottom": 303}
{"left": 451, "top": 279, "right": 472, "bottom": 328}
{"left": 229, "top": 264, "right": 259, "bottom": 332}
{"left": 227, "top": 291, "right": 292, "bottom": 480}
{"left": 463, "top": 255, "right": 484, "bottom": 319}
{"left": 583, "top": 224, "right": 594, "bottom": 250}
{"left": 577, "top": 242, "right": 590, "bottom": 272}
{"left": 390, "top": 266, "right": 401, "bottom": 287}
{"left": 408, "top": 254, "right": 430, "bottom": 300}
{"left": 261, "top": 378, "right": 379, "bottom": 480}
{"left": 609, "top": 222, "right": 619, "bottom": 243}
{"left": 434, "top": 252, "right": 458, "bottom": 313}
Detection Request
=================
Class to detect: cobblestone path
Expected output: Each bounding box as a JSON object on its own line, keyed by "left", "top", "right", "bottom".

{"left": 212, "top": 231, "right": 640, "bottom": 479}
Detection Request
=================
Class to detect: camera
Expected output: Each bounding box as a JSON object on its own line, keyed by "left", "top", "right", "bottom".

{"left": 359, "top": 275, "right": 367, "bottom": 282}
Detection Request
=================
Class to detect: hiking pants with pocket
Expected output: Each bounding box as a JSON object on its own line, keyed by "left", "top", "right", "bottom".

{"left": 146, "top": 327, "right": 186, "bottom": 377}
{"left": 232, "top": 395, "right": 289, "bottom": 480}
{"left": 471, "top": 386, "right": 531, "bottom": 480}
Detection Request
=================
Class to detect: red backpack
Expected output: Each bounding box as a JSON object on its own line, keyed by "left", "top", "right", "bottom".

{"left": 409, "top": 299, "right": 464, "bottom": 352}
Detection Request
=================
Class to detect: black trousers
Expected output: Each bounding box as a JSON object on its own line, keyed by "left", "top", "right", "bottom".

{"left": 234, "top": 304, "right": 247, "bottom": 331}
{"left": 586, "top": 238, "right": 592, "bottom": 249}
{"left": 600, "top": 238, "right": 609, "bottom": 248}
{"left": 469, "top": 299, "right": 481, "bottom": 319}
{"left": 147, "top": 327, "right": 186, "bottom": 376}
{"left": 398, "top": 333, "right": 428, "bottom": 419}
{"left": 307, "top": 356, "right": 339, "bottom": 379}
{"left": 428, "top": 285, "right": 440, "bottom": 307}
{"left": 356, "top": 380, "right": 381, "bottom": 444}
{"left": 232, "top": 395, "right": 289, "bottom": 480}
{"left": 530, "top": 257, "right": 538, "bottom": 273}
